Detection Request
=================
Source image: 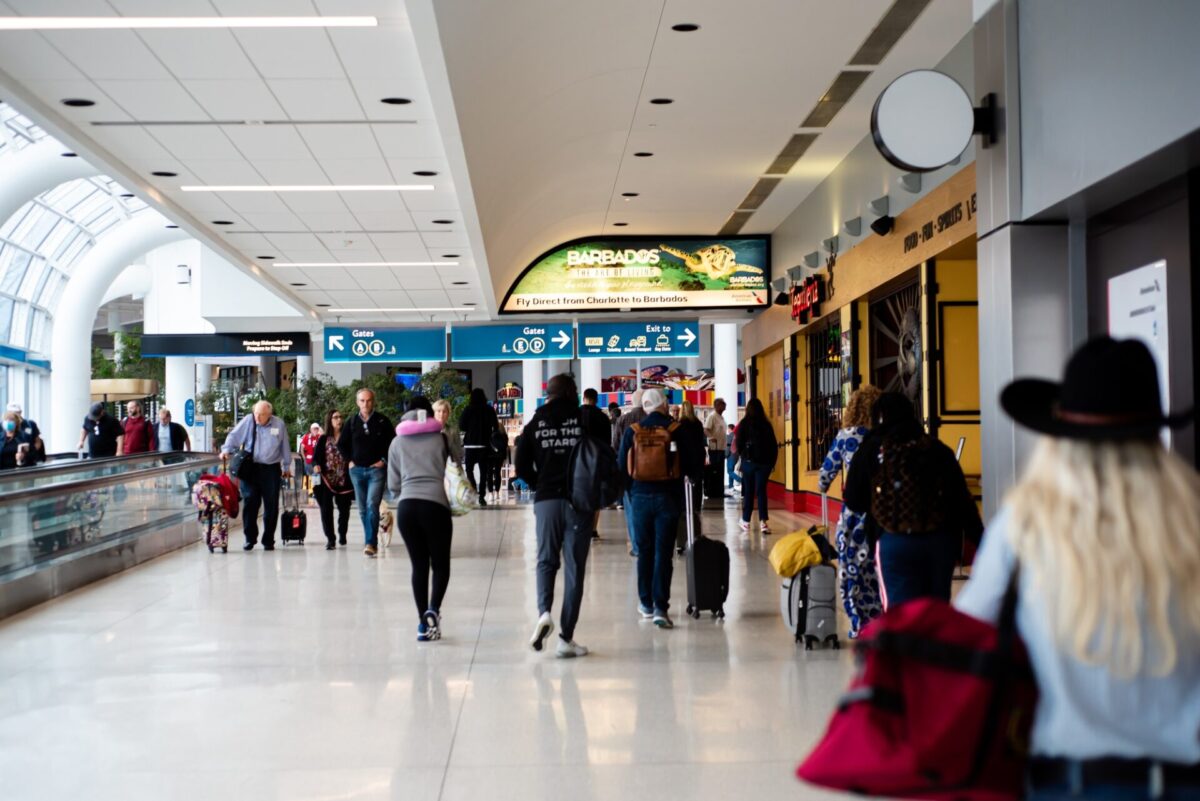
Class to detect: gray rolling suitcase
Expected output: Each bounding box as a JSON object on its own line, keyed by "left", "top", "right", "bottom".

{"left": 781, "top": 494, "right": 840, "bottom": 649}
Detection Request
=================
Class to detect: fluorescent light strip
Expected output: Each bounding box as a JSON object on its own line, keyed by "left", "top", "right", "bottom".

{"left": 275, "top": 262, "right": 459, "bottom": 268}
{"left": 181, "top": 184, "right": 432, "bottom": 192}
{"left": 326, "top": 308, "right": 468, "bottom": 313}
{"left": 0, "top": 16, "right": 377, "bottom": 30}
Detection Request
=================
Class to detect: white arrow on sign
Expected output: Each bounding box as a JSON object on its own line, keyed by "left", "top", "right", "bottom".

{"left": 676, "top": 327, "right": 697, "bottom": 348}
{"left": 328, "top": 334, "right": 345, "bottom": 352}
{"left": 552, "top": 330, "right": 571, "bottom": 349}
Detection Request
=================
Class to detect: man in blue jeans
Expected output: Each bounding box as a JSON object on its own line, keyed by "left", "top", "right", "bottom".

{"left": 618, "top": 389, "right": 701, "bottom": 629}
{"left": 337, "top": 388, "right": 394, "bottom": 557}
{"left": 221, "top": 400, "right": 292, "bottom": 551}
{"left": 611, "top": 389, "right": 646, "bottom": 557}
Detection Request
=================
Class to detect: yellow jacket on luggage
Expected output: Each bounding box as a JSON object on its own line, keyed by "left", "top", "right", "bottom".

{"left": 769, "top": 531, "right": 824, "bottom": 577}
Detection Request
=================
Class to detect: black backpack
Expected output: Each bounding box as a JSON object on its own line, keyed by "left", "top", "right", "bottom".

{"left": 489, "top": 428, "right": 508, "bottom": 456}
{"left": 567, "top": 435, "right": 624, "bottom": 513}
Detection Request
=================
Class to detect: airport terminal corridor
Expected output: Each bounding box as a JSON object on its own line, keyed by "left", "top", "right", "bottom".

{"left": 0, "top": 502, "right": 849, "bottom": 801}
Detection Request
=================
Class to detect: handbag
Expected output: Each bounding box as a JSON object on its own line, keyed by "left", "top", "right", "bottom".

{"left": 796, "top": 569, "right": 1036, "bottom": 801}
{"left": 443, "top": 433, "right": 478, "bottom": 516}
{"left": 228, "top": 417, "right": 258, "bottom": 480}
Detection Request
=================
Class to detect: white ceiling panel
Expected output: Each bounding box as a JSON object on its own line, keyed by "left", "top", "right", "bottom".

{"left": 265, "top": 232, "right": 325, "bottom": 251}
{"left": 340, "top": 191, "right": 410, "bottom": 214}
{"left": 355, "top": 212, "right": 417, "bottom": 231}
{"left": 409, "top": 210, "right": 459, "bottom": 228}
{"left": 266, "top": 265, "right": 309, "bottom": 283}
{"left": 402, "top": 188, "right": 461, "bottom": 212}
{"left": 316, "top": 232, "right": 375, "bottom": 250}
{"left": 234, "top": 29, "right": 346, "bottom": 80}
{"left": 43, "top": 30, "right": 172, "bottom": 81}
{"left": 85, "top": 125, "right": 174, "bottom": 162}
{"left": 182, "top": 79, "right": 288, "bottom": 120}
{"left": 394, "top": 269, "right": 443, "bottom": 290}
{"left": 295, "top": 289, "right": 334, "bottom": 304}
{"left": 148, "top": 126, "right": 241, "bottom": 160}
{"left": 420, "top": 231, "right": 471, "bottom": 248}
{"left": 298, "top": 124, "right": 381, "bottom": 159}
{"left": 367, "top": 232, "right": 427, "bottom": 252}
{"left": 184, "top": 159, "right": 263, "bottom": 185}
{"left": 221, "top": 125, "right": 313, "bottom": 160}
{"left": 138, "top": 30, "right": 260, "bottom": 80}
{"left": 406, "top": 289, "right": 452, "bottom": 306}
{"left": 268, "top": 79, "right": 366, "bottom": 121}
{"left": 95, "top": 80, "right": 209, "bottom": 121}
{"left": 329, "top": 28, "right": 424, "bottom": 79}
{"left": 277, "top": 192, "right": 351, "bottom": 214}
{"left": 252, "top": 159, "right": 332, "bottom": 186}
{"left": 326, "top": 290, "right": 370, "bottom": 306}
{"left": 221, "top": 232, "right": 274, "bottom": 251}
{"left": 445, "top": 289, "right": 481, "bottom": 305}
{"left": 350, "top": 78, "right": 435, "bottom": 120}
{"left": 346, "top": 267, "right": 399, "bottom": 290}
{"left": 109, "top": 0, "right": 217, "bottom": 15}
{"left": 295, "top": 211, "right": 363, "bottom": 231}
{"left": 434, "top": 265, "right": 480, "bottom": 282}
{"left": 369, "top": 290, "right": 416, "bottom": 306}
{"left": 289, "top": 267, "right": 352, "bottom": 288}
{"left": 0, "top": 34, "right": 86, "bottom": 82}
{"left": 25, "top": 80, "right": 130, "bottom": 121}
{"left": 213, "top": 191, "right": 294, "bottom": 216}
{"left": 312, "top": 0, "right": 412, "bottom": 18}
{"left": 319, "top": 158, "right": 393, "bottom": 185}
{"left": 375, "top": 125, "right": 443, "bottom": 159}
{"left": 241, "top": 211, "right": 308, "bottom": 231}
{"left": 3, "top": 0, "right": 112, "bottom": 14}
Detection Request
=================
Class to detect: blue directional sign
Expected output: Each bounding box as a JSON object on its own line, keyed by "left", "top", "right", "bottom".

{"left": 183, "top": 398, "right": 195, "bottom": 426}
{"left": 323, "top": 326, "right": 446, "bottom": 362}
{"left": 451, "top": 323, "right": 574, "bottom": 362}
{"left": 577, "top": 321, "right": 700, "bottom": 358}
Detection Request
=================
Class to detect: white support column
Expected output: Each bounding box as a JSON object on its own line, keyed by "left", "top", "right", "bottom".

{"left": 547, "top": 359, "right": 570, "bottom": 381}
{"left": 713, "top": 323, "right": 739, "bottom": 426}
{"left": 49, "top": 214, "right": 187, "bottom": 452}
{"left": 0, "top": 139, "right": 98, "bottom": 225}
{"left": 164, "top": 356, "right": 195, "bottom": 435}
{"left": 421, "top": 361, "right": 440, "bottom": 374}
{"left": 579, "top": 358, "right": 602, "bottom": 395}
{"left": 521, "top": 359, "right": 542, "bottom": 424}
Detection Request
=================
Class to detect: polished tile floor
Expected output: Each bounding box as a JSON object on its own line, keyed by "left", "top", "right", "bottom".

{"left": 0, "top": 498, "right": 853, "bottom": 800}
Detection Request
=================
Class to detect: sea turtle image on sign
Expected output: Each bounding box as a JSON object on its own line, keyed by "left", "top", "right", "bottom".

{"left": 658, "top": 244, "right": 764, "bottom": 281}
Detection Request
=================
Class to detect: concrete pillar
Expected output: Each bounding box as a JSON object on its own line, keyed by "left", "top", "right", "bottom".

{"left": 522, "top": 359, "right": 542, "bottom": 424}
{"left": 164, "top": 356, "right": 195, "bottom": 434}
{"left": 547, "top": 359, "right": 571, "bottom": 381}
{"left": 196, "top": 363, "right": 213, "bottom": 395}
{"left": 295, "top": 355, "right": 312, "bottom": 386}
{"left": 579, "top": 358, "right": 602, "bottom": 395}
{"left": 421, "top": 361, "right": 440, "bottom": 374}
{"left": 713, "top": 323, "right": 739, "bottom": 426}
{"left": 257, "top": 357, "right": 277, "bottom": 392}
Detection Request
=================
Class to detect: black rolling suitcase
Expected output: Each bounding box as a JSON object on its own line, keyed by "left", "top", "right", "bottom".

{"left": 280, "top": 477, "right": 307, "bottom": 545}
{"left": 683, "top": 479, "right": 729, "bottom": 620}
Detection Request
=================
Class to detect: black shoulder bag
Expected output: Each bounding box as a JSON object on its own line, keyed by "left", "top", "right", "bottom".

{"left": 229, "top": 418, "right": 258, "bottom": 480}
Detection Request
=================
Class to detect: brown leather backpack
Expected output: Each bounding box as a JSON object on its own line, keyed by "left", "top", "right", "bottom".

{"left": 627, "top": 422, "right": 681, "bottom": 482}
{"left": 870, "top": 434, "right": 952, "bottom": 534}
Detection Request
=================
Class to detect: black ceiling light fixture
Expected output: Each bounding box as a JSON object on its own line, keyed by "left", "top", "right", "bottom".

{"left": 380, "top": 97, "right": 412, "bottom": 105}
{"left": 671, "top": 23, "right": 700, "bottom": 32}
{"left": 412, "top": 170, "right": 438, "bottom": 177}
{"left": 451, "top": 281, "right": 468, "bottom": 286}
{"left": 61, "top": 98, "right": 95, "bottom": 107}
{"left": 621, "top": 192, "right": 639, "bottom": 197}
{"left": 633, "top": 152, "right": 653, "bottom": 157}
{"left": 256, "top": 255, "right": 275, "bottom": 260}
{"left": 462, "top": 301, "right": 477, "bottom": 306}
{"left": 61, "top": 152, "right": 78, "bottom": 158}
{"left": 649, "top": 98, "right": 674, "bottom": 105}
{"left": 151, "top": 170, "right": 177, "bottom": 177}
{"left": 431, "top": 219, "right": 453, "bottom": 224}
{"left": 316, "top": 303, "right": 331, "bottom": 307}
{"left": 165, "top": 224, "right": 179, "bottom": 229}
{"left": 212, "top": 220, "right": 234, "bottom": 225}
{"left": 289, "top": 282, "right": 307, "bottom": 287}
{"left": 443, "top": 254, "right": 460, "bottom": 258}
{"left": 119, "top": 193, "right": 135, "bottom": 198}
{"left": 612, "top": 222, "right": 629, "bottom": 227}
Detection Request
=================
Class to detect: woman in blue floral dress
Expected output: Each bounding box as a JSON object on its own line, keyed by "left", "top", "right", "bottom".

{"left": 817, "top": 385, "right": 883, "bottom": 639}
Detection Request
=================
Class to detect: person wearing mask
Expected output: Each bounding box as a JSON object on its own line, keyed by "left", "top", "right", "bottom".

{"left": 221, "top": 400, "right": 293, "bottom": 551}
{"left": 78, "top": 402, "right": 123, "bottom": 458}
{"left": 702, "top": 398, "right": 729, "bottom": 499}
{"left": 956, "top": 337, "right": 1199, "bottom": 800}
{"left": 674, "top": 400, "right": 707, "bottom": 554}
{"left": 1, "top": 410, "right": 34, "bottom": 470}
{"left": 149, "top": 408, "right": 191, "bottom": 454}
{"left": 432, "top": 399, "right": 463, "bottom": 466}
{"left": 816, "top": 384, "right": 882, "bottom": 639}
{"left": 580, "top": 387, "right": 613, "bottom": 540}
{"left": 388, "top": 397, "right": 455, "bottom": 642}
{"left": 121, "top": 400, "right": 152, "bottom": 455}
{"left": 337, "top": 388, "right": 395, "bottom": 557}
{"left": 734, "top": 398, "right": 778, "bottom": 534}
{"left": 516, "top": 374, "right": 609, "bottom": 658}
{"left": 312, "top": 409, "right": 353, "bottom": 550}
{"left": 843, "top": 392, "right": 981, "bottom": 607}
{"left": 299, "top": 423, "right": 322, "bottom": 500}
{"left": 459, "top": 388, "right": 500, "bottom": 506}
{"left": 612, "top": 389, "right": 647, "bottom": 556}
{"left": 6, "top": 402, "right": 44, "bottom": 464}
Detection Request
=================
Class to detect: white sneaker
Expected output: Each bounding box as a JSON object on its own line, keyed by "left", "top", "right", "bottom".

{"left": 653, "top": 612, "right": 674, "bottom": 629}
{"left": 760, "top": 521, "right": 771, "bottom": 534}
{"left": 738, "top": 520, "right": 750, "bottom": 532}
{"left": 530, "top": 612, "right": 555, "bottom": 652}
{"left": 638, "top": 604, "right": 654, "bottom": 620}
{"left": 556, "top": 639, "right": 589, "bottom": 659}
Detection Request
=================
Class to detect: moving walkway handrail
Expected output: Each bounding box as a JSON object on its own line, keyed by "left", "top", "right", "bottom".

{"left": 0, "top": 454, "right": 221, "bottom": 506}
{"left": 0, "top": 450, "right": 214, "bottom": 481}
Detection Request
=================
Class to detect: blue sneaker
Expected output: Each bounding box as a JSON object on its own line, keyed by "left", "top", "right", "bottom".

{"left": 638, "top": 604, "right": 654, "bottom": 620}
{"left": 417, "top": 622, "right": 430, "bottom": 642}
{"left": 423, "top": 610, "right": 442, "bottom": 641}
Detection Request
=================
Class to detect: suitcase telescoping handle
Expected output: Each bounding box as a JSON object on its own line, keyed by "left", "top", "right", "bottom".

{"left": 821, "top": 492, "right": 829, "bottom": 529}
{"left": 685, "top": 477, "right": 696, "bottom": 548}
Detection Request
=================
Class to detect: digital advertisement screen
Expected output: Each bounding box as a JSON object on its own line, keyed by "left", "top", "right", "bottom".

{"left": 500, "top": 236, "right": 770, "bottom": 314}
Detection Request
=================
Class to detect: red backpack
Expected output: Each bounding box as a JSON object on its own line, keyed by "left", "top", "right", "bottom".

{"left": 198, "top": 472, "right": 240, "bottom": 518}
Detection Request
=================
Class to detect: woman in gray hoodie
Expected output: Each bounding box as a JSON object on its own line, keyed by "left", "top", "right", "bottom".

{"left": 387, "top": 396, "right": 453, "bottom": 642}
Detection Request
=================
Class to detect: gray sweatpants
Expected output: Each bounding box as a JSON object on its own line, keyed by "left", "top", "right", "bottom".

{"left": 535, "top": 499, "right": 592, "bottom": 642}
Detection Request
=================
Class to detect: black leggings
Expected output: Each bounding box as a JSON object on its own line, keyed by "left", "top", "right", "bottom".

{"left": 398, "top": 499, "right": 453, "bottom": 619}
{"left": 315, "top": 484, "right": 353, "bottom": 542}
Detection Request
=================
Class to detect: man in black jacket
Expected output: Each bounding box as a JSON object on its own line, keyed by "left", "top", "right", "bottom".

{"left": 459, "top": 388, "right": 500, "bottom": 505}
{"left": 580, "top": 387, "right": 612, "bottom": 540}
{"left": 337, "top": 388, "right": 395, "bottom": 557}
{"left": 516, "top": 374, "right": 610, "bottom": 658}
{"left": 149, "top": 408, "right": 191, "bottom": 455}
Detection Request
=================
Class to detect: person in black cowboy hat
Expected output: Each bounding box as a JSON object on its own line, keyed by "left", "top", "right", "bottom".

{"left": 956, "top": 336, "right": 1199, "bottom": 801}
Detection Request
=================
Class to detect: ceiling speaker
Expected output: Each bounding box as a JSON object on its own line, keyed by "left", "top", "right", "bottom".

{"left": 870, "top": 215, "right": 895, "bottom": 236}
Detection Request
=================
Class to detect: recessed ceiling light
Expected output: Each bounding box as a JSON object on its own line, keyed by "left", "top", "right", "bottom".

{"left": 61, "top": 152, "right": 78, "bottom": 157}
{"left": 649, "top": 98, "right": 674, "bottom": 105}
{"left": 621, "top": 192, "right": 639, "bottom": 197}
{"left": 61, "top": 98, "right": 95, "bottom": 107}
{"left": 212, "top": 220, "right": 234, "bottom": 225}
{"left": 443, "top": 254, "right": 460, "bottom": 258}
{"left": 289, "top": 282, "right": 307, "bottom": 286}
{"left": 452, "top": 281, "right": 469, "bottom": 286}
{"left": 151, "top": 171, "right": 178, "bottom": 177}
{"left": 0, "top": 16, "right": 378, "bottom": 30}
{"left": 380, "top": 97, "right": 412, "bottom": 105}
{"left": 462, "top": 302, "right": 477, "bottom": 306}
{"left": 180, "top": 184, "right": 432, "bottom": 192}
{"left": 613, "top": 222, "right": 629, "bottom": 227}
{"left": 119, "top": 193, "right": 135, "bottom": 198}
{"left": 633, "top": 152, "right": 653, "bottom": 158}
{"left": 327, "top": 307, "right": 463, "bottom": 313}
{"left": 412, "top": 170, "right": 438, "bottom": 177}
{"left": 316, "top": 303, "right": 331, "bottom": 307}
{"left": 671, "top": 23, "right": 700, "bottom": 32}
{"left": 256, "top": 255, "right": 275, "bottom": 260}
{"left": 431, "top": 219, "right": 454, "bottom": 225}
{"left": 165, "top": 224, "right": 179, "bottom": 229}
{"left": 270, "top": 261, "right": 459, "bottom": 267}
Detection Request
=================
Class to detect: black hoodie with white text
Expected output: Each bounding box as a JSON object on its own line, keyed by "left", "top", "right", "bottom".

{"left": 515, "top": 396, "right": 610, "bottom": 503}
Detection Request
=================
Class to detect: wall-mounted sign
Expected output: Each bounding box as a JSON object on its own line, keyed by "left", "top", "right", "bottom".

{"left": 790, "top": 276, "right": 825, "bottom": 324}
{"left": 450, "top": 324, "right": 574, "bottom": 362}
{"left": 871, "top": 70, "right": 977, "bottom": 173}
{"left": 497, "top": 382, "right": 523, "bottom": 399}
{"left": 500, "top": 235, "right": 770, "bottom": 313}
{"left": 577, "top": 321, "right": 700, "bottom": 358}
{"left": 140, "top": 332, "right": 311, "bottom": 357}
{"left": 323, "top": 327, "right": 446, "bottom": 362}
{"left": 184, "top": 398, "right": 195, "bottom": 426}
{"left": 1108, "top": 260, "right": 1171, "bottom": 445}
{"left": 900, "top": 192, "right": 977, "bottom": 254}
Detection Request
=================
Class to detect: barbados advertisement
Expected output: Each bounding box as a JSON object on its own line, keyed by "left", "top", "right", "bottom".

{"left": 500, "top": 235, "right": 770, "bottom": 313}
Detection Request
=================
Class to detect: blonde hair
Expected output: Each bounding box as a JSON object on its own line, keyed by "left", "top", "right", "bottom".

{"left": 431, "top": 399, "right": 452, "bottom": 415}
{"left": 1008, "top": 437, "right": 1200, "bottom": 677}
{"left": 842, "top": 384, "right": 881, "bottom": 428}
{"left": 680, "top": 400, "right": 699, "bottom": 423}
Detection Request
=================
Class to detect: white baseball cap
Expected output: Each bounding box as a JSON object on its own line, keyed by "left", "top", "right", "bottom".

{"left": 5, "top": 402, "right": 21, "bottom": 414}
{"left": 641, "top": 388, "right": 667, "bottom": 413}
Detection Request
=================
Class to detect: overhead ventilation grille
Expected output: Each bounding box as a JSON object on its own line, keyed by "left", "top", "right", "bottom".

{"left": 848, "top": 0, "right": 933, "bottom": 66}
{"left": 737, "top": 177, "right": 782, "bottom": 211}
{"left": 90, "top": 119, "right": 417, "bottom": 127}
{"left": 765, "top": 133, "right": 819, "bottom": 175}
{"left": 800, "top": 70, "right": 871, "bottom": 128}
{"left": 717, "top": 210, "right": 754, "bottom": 236}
